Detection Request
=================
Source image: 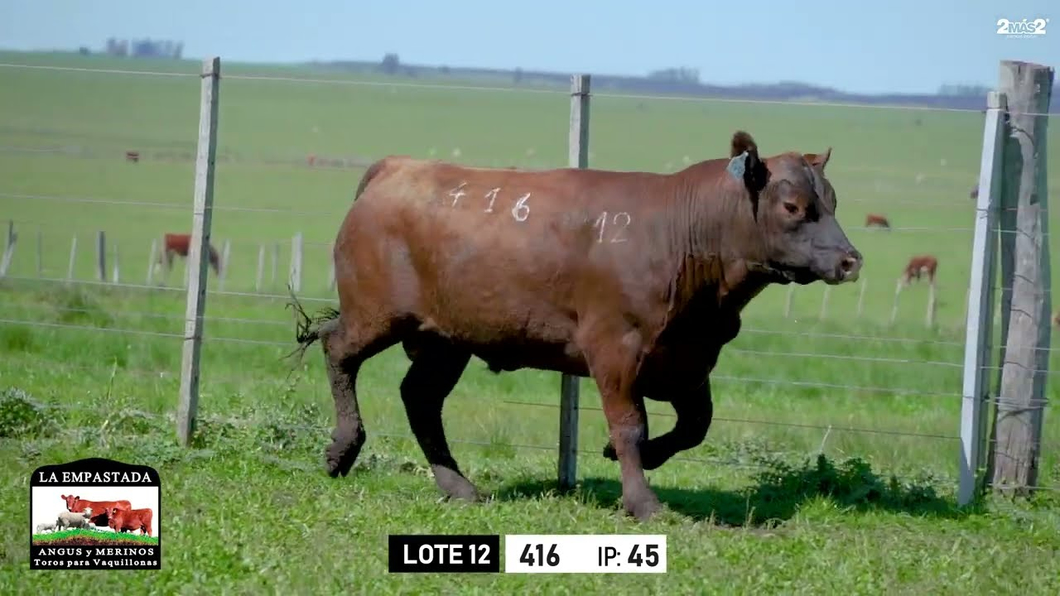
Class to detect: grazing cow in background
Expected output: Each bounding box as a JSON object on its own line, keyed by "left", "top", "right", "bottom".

{"left": 864, "top": 213, "right": 891, "bottom": 229}
{"left": 62, "top": 494, "right": 132, "bottom": 528}
{"left": 900, "top": 255, "right": 938, "bottom": 286}
{"left": 125, "top": 150, "right": 140, "bottom": 163}
{"left": 289, "top": 129, "right": 863, "bottom": 521}
{"left": 157, "top": 232, "right": 221, "bottom": 278}
{"left": 108, "top": 507, "right": 154, "bottom": 536}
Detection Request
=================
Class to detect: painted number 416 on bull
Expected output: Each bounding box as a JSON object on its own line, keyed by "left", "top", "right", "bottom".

{"left": 504, "top": 535, "right": 667, "bottom": 574}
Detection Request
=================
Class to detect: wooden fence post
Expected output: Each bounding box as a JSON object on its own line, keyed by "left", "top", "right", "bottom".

{"left": 111, "top": 240, "right": 120, "bottom": 283}
{"left": 255, "top": 244, "right": 265, "bottom": 292}
{"left": 96, "top": 231, "right": 106, "bottom": 282}
{"left": 218, "top": 239, "right": 231, "bottom": 291}
{"left": 819, "top": 286, "right": 831, "bottom": 320}
{"left": 959, "top": 90, "right": 1006, "bottom": 506}
{"left": 559, "top": 74, "right": 590, "bottom": 491}
{"left": 327, "top": 243, "right": 336, "bottom": 291}
{"left": 990, "top": 60, "right": 1053, "bottom": 494}
{"left": 0, "top": 221, "right": 16, "bottom": 277}
{"left": 177, "top": 56, "right": 221, "bottom": 448}
{"left": 856, "top": 278, "right": 868, "bottom": 318}
{"left": 925, "top": 280, "right": 937, "bottom": 328}
{"left": 66, "top": 235, "right": 77, "bottom": 282}
{"left": 962, "top": 287, "right": 970, "bottom": 328}
{"left": 146, "top": 239, "right": 158, "bottom": 286}
{"left": 289, "top": 232, "right": 303, "bottom": 293}
{"left": 271, "top": 242, "right": 279, "bottom": 287}
{"left": 36, "top": 226, "right": 42, "bottom": 277}
{"left": 890, "top": 280, "right": 902, "bottom": 325}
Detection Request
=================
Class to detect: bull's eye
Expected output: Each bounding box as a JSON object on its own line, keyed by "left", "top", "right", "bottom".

{"left": 783, "top": 201, "right": 800, "bottom": 215}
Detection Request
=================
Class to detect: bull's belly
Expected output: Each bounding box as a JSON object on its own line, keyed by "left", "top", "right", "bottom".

{"left": 454, "top": 336, "right": 719, "bottom": 400}
{"left": 470, "top": 341, "right": 591, "bottom": 377}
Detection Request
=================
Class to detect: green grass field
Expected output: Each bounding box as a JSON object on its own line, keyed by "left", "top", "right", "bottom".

{"left": 2, "top": 51, "right": 1060, "bottom": 594}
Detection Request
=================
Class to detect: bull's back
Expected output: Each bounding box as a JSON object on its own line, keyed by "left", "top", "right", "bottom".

{"left": 341, "top": 158, "right": 670, "bottom": 345}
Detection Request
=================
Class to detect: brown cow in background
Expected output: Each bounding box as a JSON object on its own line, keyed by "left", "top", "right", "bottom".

{"left": 157, "top": 232, "right": 221, "bottom": 277}
{"left": 900, "top": 255, "right": 938, "bottom": 286}
{"left": 864, "top": 213, "right": 891, "bottom": 229}
{"left": 290, "top": 129, "right": 863, "bottom": 521}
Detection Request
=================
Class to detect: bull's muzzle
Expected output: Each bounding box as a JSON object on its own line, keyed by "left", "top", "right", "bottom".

{"left": 836, "top": 248, "right": 863, "bottom": 283}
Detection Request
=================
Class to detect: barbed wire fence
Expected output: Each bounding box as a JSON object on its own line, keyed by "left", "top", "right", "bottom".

{"left": 0, "top": 58, "right": 1055, "bottom": 503}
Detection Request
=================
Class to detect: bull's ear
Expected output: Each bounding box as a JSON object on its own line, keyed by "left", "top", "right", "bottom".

{"left": 743, "top": 147, "right": 769, "bottom": 194}
{"left": 804, "top": 148, "right": 832, "bottom": 170}
{"left": 730, "top": 130, "right": 757, "bottom": 157}
{"left": 727, "top": 147, "right": 770, "bottom": 219}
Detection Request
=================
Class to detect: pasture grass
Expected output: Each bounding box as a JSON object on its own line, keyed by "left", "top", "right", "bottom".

{"left": 2, "top": 286, "right": 1059, "bottom": 594}
{"left": 31, "top": 528, "right": 158, "bottom": 546}
{"left": 1, "top": 51, "right": 1060, "bottom": 593}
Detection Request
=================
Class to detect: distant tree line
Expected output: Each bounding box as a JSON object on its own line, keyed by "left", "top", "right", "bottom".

{"left": 101, "top": 38, "right": 183, "bottom": 59}
{"left": 298, "top": 53, "right": 1060, "bottom": 114}
{"left": 647, "top": 67, "right": 700, "bottom": 84}
{"left": 937, "top": 83, "right": 992, "bottom": 97}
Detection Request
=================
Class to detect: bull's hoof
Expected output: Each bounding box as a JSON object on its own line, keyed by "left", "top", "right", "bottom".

{"left": 602, "top": 442, "right": 618, "bottom": 461}
{"left": 432, "top": 466, "right": 481, "bottom": 502}
{"left": 624, "top": 493, "right": 662, "bottom": 522}
{"left": 324, "top": 426, "right": 365, "bottom": 478}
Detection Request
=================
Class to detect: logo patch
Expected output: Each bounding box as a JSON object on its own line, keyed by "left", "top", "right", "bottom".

{"left": 30, "top": 457, "right": 161, "bottom": 570}
{"left": 996, "top": 18, "right": 1048, "bottom": 38}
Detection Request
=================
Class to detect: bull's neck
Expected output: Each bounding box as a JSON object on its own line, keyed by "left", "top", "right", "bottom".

{"left": 666, "top": 171, "right": 772, "bottom": 313}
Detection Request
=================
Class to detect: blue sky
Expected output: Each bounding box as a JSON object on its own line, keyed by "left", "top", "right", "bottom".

{"left": 1, "top": 0, "right": 1056, "bottom": 94}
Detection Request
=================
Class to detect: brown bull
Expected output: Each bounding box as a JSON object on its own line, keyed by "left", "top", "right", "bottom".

{"left": 290, "top": 130, "right": 863, "bottom": 521}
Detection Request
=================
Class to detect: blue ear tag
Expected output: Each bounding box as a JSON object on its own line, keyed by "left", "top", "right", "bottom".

{"left": 726, "top": 151, "right": 747, "bottom": 179}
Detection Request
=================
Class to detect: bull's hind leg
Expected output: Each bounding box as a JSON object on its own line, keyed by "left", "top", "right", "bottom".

{"left": 398, "top": 335, "right": 477, "bottom": 501}
{"left": 603, "top": 382, "right": 714, "bottom": 470}
{"left": 321, "top": 318, "right": 398, "bottom": 478}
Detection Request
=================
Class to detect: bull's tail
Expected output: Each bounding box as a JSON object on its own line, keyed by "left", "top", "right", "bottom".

{"left": 281, "top": 160, "right": 380, "bottom": 369}
{"left": 285, "top": 284, "right": 340, "bottom": 368}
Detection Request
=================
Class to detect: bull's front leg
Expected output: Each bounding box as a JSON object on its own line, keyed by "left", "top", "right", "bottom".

{"left": 583, "top": 328, "right": 662, "bottom": 521}
{"left": 603, "top": 380, "right": 714, "bottom": 471}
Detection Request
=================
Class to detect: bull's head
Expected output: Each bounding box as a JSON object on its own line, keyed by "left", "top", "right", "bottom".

{"left": 728, "top": 131, "right": 862, "bottom": 285}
